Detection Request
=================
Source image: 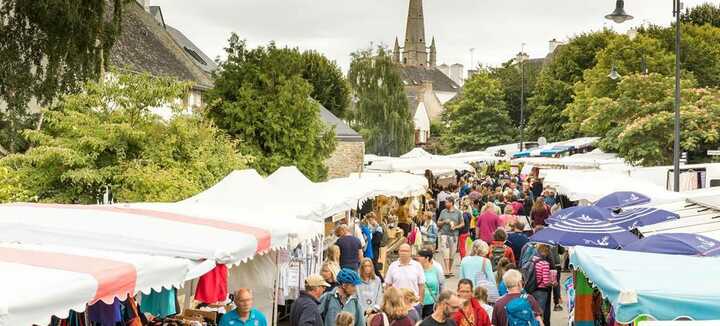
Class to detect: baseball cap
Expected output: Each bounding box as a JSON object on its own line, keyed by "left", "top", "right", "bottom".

{"left": 305, "top": 274, "right": 331, "bottom": 287}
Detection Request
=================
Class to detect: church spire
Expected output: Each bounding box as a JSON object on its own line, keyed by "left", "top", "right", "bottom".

{"left": 429, "top": 37, "right": 436, "bottom": 67}
{"left": 393, "top": 37, "right": 401, "bottom": 63}
{"left": 403, "top": 0, "right": 428, "bottom": 66}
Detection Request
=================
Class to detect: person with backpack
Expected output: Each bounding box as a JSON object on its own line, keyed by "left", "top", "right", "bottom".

{"left": 319, "top": 269, "right": 365, "bottom": 326}
{"left": 492, "top": 270, "right": 543, "bottom": 326}
{"left": 529, "top": 245, "right": 556, "bottom": 326}
{"left": 487, "top": 229, "right": 516, "bottom": 270}
{"left": 506, "top": 222, "right": 530, "bottom": 266}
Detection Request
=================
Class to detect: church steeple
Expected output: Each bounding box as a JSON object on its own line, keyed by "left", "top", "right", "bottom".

{"left": 393, "top": 37, "right": 401, "bottom": 63}
{"left": 403, "top": 0, "right": 428, "bottom": 66}
{"left": 429, "top": 37, "right": 437, "bottom": 68}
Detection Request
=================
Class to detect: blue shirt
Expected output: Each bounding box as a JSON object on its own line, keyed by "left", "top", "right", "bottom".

{"left": 219, "top": 308, "right": 267, "bottom": 326}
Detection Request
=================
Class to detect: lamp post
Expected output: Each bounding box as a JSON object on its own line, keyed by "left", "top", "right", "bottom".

{"left": 606, "top": 0, "right": 682, "bottom": 192}
{"left": 516, "top": 49, "right": 529, "bottom": 152}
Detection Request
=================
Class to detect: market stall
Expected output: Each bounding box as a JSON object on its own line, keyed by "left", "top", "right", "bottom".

{"left": 0, "top": 243, "right": 202, "bottom": 326}
{"left": 570, "top": 246, "right": 720, "bottom": 323}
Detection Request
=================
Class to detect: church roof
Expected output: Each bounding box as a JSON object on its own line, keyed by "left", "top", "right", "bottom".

{"left": 318, "top": 103, "right": 364, "bottom": 143}
{"left": 108, "top": 2, "right": 213, "bottom": 90}
{"left": 398, "top": 66, "right": 460, "bottom": 93}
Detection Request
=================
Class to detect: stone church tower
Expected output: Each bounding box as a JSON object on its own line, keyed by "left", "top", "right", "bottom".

{"left": 394, "top": 0, "right": 436, "bottom": 67}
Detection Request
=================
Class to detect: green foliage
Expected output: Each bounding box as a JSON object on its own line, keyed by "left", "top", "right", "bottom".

{"left": 683, "top": 3, "right": 720, "bottom": 27}
{"left": 0, "top": 166, "right": 31, "bottom": 203}
{"left": 641, "top": 23, "right": 720, "bottom": 88}
{"left": 347, "top": 47, "right": 414, "bottom": 156}
{"left": 301, "top": 51, "right": 351, "bottom": 118}
{"left": 440, "top": 70, "right": 515, "bottom": 152}
{"left": 526, "top": 30, "right": 616, "bottom": 141}
{"left": 0, "top": 71, "right": 248, "bottom": 204}
{"left": 0, "top": 0, "right": 126, "bottom": 155}
{"left": 490, "top": 59, "right": 543, "bottom": 127}
{"left": 565, "top": 72, "right": 720, "bottom": 166}
{"left": 207, "top": 35, "right": 336, "bottom": 181}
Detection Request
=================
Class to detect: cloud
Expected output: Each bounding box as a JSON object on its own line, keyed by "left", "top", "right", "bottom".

{"left": 152, "top": 0, "right": 720, "bottom": 73}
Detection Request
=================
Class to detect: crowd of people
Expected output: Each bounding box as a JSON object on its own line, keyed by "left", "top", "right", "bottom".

{"left": 281, "top": 168, "right": 570, "bottom": 326}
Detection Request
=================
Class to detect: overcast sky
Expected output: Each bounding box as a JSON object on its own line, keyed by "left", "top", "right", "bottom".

{"left": 152, "top": 0, "right": 720, "bottom": 75}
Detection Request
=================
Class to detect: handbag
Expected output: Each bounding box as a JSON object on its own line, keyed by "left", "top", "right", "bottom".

{"left": 474, "top": 258, "right": 500, "bottom": 303}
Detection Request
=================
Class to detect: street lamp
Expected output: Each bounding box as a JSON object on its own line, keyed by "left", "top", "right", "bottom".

{"left": 516, "top": 48, "right": 529, "bottom": 152}
{"left": 605, "top": 0, "right": 634, "bottom": 24}
{"left": 606, "top": 0, "right": 682, "bottom": 192}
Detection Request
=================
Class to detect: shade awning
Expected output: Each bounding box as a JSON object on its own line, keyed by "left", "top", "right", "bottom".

{"left": 570, "top": 246, "right": 720, "bottom": 322}
{"left": 0, "top": 243, "right": 204, "bottom": 326}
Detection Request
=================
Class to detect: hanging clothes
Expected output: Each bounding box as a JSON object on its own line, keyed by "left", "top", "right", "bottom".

{"left": 50, "top": 311, "right": 86, "bottom": 326}
{"left": 140, "top": 288, "right": 178, "bottom": 318}
{"left": 195, "top": 264, "right": 229, "bottom": 304}
{"left": 573, "top": 270, "right": 594, "bottom": 326}
{"left": 122, "top": 296, "right": 146, "bottom": 326}
{"left": 87, "top": 298, "right": 122, "bottom": 326}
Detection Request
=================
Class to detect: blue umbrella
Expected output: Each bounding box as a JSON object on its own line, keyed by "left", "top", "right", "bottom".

{"left": 606, "top": 207, "right": 680, "bottom": 229}
{"left": 531, "top": 215, "right": 638, "bottom": 248}
{"left": 594, "top": 191, "right": 651, "bottom": 209}
{"left": 624, "top": 233, "right": 720, "bottom": 256}
{"left": 547, "top": 206, "right": 613, "bottom": 223}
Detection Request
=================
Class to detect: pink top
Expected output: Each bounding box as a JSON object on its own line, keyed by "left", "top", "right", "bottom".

{"left": 476, "top": 211, "right": 501, "bottom": 243}
{"left": 499, "top": 214, "right": 518, "bottom": 229}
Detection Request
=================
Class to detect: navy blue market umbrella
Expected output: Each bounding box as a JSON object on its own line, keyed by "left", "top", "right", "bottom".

{"left": 546, "top": 206, "right": 613, "bottom": 223}
{"left": 594, "top": 191, "right": 651, "bottom": 209}
{"left": 531, "top": 216, "right": 638, "bottom": 249}
{"left": 606, "top": 207, "right": 679, "bottom": 229}
{"left": 624, "top": 233, "right": 720, "bottom": 256}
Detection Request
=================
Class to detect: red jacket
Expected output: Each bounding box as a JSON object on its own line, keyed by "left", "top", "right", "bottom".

{"left": 487, "top": 241, "right": 516, "bottom": 264}
{"left": 453, "top": 298, "right": 491, "bottom": 326}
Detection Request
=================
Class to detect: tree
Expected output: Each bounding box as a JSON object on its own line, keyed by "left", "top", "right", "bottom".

{"left": 301, "top": 51, "right": 351, "bottom": 118}
{"left": 490, "top": 59, "right": 542, "bottom": 127}
{"left": 567, "top": 73, "right": 720, "bottom": 166}
{"left": 0, "top": 0, "right": 126, "bottom": 155}
{"left": 0, "top": 71, "right": 249, "bottom": 204}
{"left": 526, "top": 30, "right": 616, "bottom": 141}
{"left": 347, "top": 47, "right": 414, "bottom": 156}
{"left": 684, "top": 2, "right": 720, "bottom": 27}
{"left": 440, "top": 70, "right": 515, "bottom": 152}
{"left": 564, "top": 33, "right": 675, "bottom": 137}
{"left": 206, "top": 35, "right": 336, "bottom": 181}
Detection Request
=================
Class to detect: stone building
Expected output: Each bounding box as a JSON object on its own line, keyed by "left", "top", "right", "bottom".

{"left": 319, "top": 105, "right": 365, "bottom": 179}
{"left": 392, "top": 0, "right": 461, "bottom": 146}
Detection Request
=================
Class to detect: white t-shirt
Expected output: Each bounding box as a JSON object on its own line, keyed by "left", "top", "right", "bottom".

{"left": 385, "top": 260, "right": 426, "bottom": 296}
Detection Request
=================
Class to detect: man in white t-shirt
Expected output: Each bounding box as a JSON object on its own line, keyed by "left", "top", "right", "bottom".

{"left": 385, "top": 244, "right": 425, "bottom": 300}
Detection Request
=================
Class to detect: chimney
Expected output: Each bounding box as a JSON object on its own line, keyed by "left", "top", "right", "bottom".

{"left": 548, "top": 38, "right": 564, "bottom": 54}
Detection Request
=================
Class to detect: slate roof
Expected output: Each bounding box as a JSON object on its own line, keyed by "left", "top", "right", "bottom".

{"left": 398, "top": 66, "right": 460, "bottom": 93}
{"left": 108, "top": 2, "right": 213, "bottom": 90}
{"left": 165, "top": 25, "right": 219, "bottom": 74}
{"left": 318, "top": 104, "right": 363, "bottom": 143}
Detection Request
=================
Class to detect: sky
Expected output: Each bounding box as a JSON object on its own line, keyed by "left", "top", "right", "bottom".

{"left": 152, "top": 0, "right": 720, "bottom": 75}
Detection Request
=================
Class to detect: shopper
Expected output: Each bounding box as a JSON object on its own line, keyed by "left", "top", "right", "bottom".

{"left": 400, "top": 288, "right": 422, "bottom": 323}
{"left": 492, "top": 270, "right": 543, "bottom": 326}
{"left": 473, "top": 286, "right": 493, "bottom": 320}
{"left": 336, "top": 312, "right": 355, "bottom": 326}
{"left": 335, "top": 225, "right": 364, "bottom": 271}
{"left": 453, "top": 279, "right": 491, "bottom": 326}
{"left": 290, "top": 274, "right": 329, "bottom": 326}
{"left": 319, "top": 269, "right": 365, "bottom": 326}
{"left": 420, "top": 211, "right": 439, "bottom": 250}
{"left": 437, "top": 197, "right": 463, "bottom": 277}
{"left": 358, "top": 258, "right": 383, "bottom": 314}
{"left": 219, "top": 289, "right": 267, "bottom": 326}
{"left": 458, "top": 240, "right": 497, "bottom": 303}
{"left": 369, "top": 287, "right": 415, "bottom": 326}
{"left": 488, "top": 229, "right": 516, "bottom": 269}
{"left": 320, "top": 262, "right": 339, "bottom": 294}
{"left": 416, "top": 249, "right": 442, "bottom": 318}
{"left": 419, "top": 290, "right": 463, "bottom": 326}
{"left": 476, "top": 203, "right": 501, "bottom": 244}
{"left": 530, "top": 198, "right": 551, "bottom": 228}
{"left": 385, "top": 244, "right": 426, "bottom": 301}
{"left": 506, "top": 222, "right": 530, "bottom": 266}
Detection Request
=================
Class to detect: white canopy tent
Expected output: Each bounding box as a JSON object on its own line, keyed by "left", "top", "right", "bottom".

{"left": 0, "top": 243, "right": 202, "bottom": 326}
